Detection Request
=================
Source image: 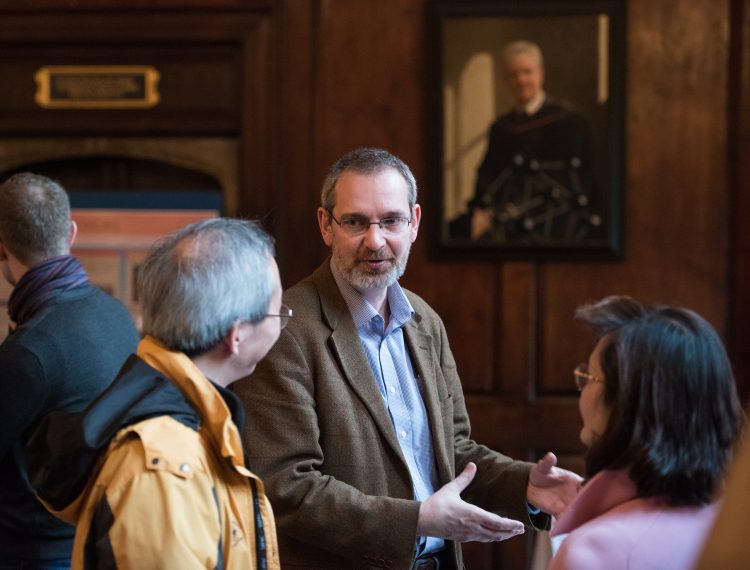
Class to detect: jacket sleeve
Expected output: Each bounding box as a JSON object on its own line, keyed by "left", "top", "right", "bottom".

{"left": 81, "top": 429, "right": 223, "bottom": 568}
{"left": 237, "top": 326, "right": 421, "bottom": 568}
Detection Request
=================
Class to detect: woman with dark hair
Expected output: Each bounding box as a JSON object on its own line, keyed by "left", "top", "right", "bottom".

{"left": 548, "top": 295, "right": 744, "bottom": 570}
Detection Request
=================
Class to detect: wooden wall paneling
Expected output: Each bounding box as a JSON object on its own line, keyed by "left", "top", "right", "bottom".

{"left": 497, "top": 263, "right": 535, "bottom": 398}
{"left": 417, "top": 261, "right": 498, "bottom": 392}
{"left": 281, "top": 0, "right": 437, "bottom": 279}
{"left": 0, "top": 0, "right": 274, "bottom": 10}
{"left": 537, "top": 265, "right": 594, "bottom": 395}
{"left": 730, "top": 0, "right": 750, "bottom": 403}
{"left": 0, "top": 4, "right": 276, "bottom": 223}
{"left": 312, "top": 0, "right": 426, "bottom": 173}
{"left": 0, "top": 14, "right": 250, "bottom": 135}
{"left": 621, "top": 0, "right": 729, "bottom": 324}
{"left": 0, "top": 7, "right": 272, "bottom": 213}
{"left": 536, "top": 260, "right": 669, "bottom": 395}
{"left": 238, "top": 7, "right": 276, "bottom": 220}
{"left": 274, "top": 0, "right": 322, "bottom": 284}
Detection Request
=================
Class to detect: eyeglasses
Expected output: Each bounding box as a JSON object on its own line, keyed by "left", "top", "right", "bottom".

{"left": 265, "top": 303, "right": 293, "bottom": 329}
{"left": 327, "top": 210, "right": 412, "bottom": 236}
{"left": 573, "top": 363, "right": 604, "bottom": 391}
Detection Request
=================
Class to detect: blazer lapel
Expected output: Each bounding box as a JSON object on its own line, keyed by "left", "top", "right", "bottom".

{"left": 312, "top": 262, "right": 407, "bottom": 465}
{"left": 404, "top": 315, "right": 453, "bottom": 485}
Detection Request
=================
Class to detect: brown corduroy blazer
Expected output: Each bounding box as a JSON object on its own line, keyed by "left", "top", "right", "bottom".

{"left": 236, "top": 260, "right": 541, "bottom": 570}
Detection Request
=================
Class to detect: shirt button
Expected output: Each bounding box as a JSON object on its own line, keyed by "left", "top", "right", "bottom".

{"left": 400, "top": 430, "right": 407, "bottom": 438}
{"left": 389, "top": 386, "right": 396, "bottom": 394}
{"left": 180, "top": 463, "right": 190, "bottom": 474}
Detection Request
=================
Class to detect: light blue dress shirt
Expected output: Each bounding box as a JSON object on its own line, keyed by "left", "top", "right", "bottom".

{"left": 331, "top": 262, "right": 444, "bottom": 555}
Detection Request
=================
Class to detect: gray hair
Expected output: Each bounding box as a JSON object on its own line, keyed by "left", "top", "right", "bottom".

{"left": 320, "top": 148, "right": 418, "bottom": 211}
{"left": 0, "top": 173, "right": 72, "bottom": 265}
{"left": 503, "top": 40, "right": 544, "bottom": 70}
{"left": 137, "top": 217, "right": 276, "bottom": 356}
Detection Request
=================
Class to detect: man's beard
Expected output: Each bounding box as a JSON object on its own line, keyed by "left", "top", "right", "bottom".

{"left": 332, "top": 242, "right": 411, "bottom": 291}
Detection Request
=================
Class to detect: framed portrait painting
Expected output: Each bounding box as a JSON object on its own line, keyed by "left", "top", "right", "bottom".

{"left": 427, "top": 0, "right": 626, "bottom": 260}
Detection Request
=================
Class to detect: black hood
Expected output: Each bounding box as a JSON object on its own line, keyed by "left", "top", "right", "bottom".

{"left": 24, "top": 355, "right": 200, "bottom": 512}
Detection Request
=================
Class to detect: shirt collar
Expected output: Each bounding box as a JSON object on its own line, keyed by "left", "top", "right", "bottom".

{"left": 519, "top": 91, "right": 546, "bottom": 115}
{"left": 136, "top": 335, "right": 250, "bottom": 473}
{"left": 329, "top": 258, "right": 414, "bottom": 331}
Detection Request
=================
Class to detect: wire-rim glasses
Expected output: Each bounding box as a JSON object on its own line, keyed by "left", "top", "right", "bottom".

{"left": 573, "top": 363, "right": 604, "bottom": 391}
{"left": 327, "top": 210, "right": 412, "bottom": 236}
{"left": 266, "top": 303, "right": 293, "bottom": 330}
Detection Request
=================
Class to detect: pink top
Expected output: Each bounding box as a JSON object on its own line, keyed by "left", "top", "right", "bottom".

{"left": 548, "top": 469, "right": 718, "bottom": 570}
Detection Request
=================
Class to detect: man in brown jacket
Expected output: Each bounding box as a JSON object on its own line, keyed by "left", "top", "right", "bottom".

{"left": 236, "top": 148, "right": 581, "bottom": 570}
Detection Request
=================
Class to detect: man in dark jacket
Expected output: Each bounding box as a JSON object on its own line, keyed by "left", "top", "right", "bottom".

{"left": 0, "top": 173, "right": 139, "bottom": 568}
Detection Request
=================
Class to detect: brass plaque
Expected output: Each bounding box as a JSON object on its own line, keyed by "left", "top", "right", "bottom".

{"left": 34, "top": 66, "right": 160, "bottom": 109}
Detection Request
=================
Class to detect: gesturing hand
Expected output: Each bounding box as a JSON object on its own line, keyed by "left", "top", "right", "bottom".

{"left": 526, "top": 452, "right": 583, "bottom": 518}
{"left": 417, "top": 462, "right": 525, "bottom": 543}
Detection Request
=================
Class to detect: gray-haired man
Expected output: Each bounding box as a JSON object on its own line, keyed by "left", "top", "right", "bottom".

{"left": 26, "top": 218, "right": 286, "bottom": 568}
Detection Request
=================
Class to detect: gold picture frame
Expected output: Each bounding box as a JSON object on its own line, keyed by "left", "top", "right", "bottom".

{"left": 34, "top": 65, "right": 161, "bottom": 109}
{"left": 427, "top": 0, "right": 625, "bottom": 261}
